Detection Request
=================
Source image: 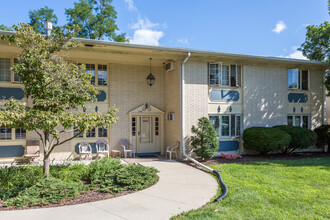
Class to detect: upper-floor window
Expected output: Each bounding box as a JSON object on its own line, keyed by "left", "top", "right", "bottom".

{"left": 86, "top": 64, "right": 95, "bottom": 85}
{"left": 288, "top": 69, "right": 308, "bottom": 90}
{"left": 209, "top": 63, "right": 241, "bottom": 87}
{"left": 0, "top": 58, "right": 10, "bottom": 82}
{"left": 13, "top": 58, "right": 22, "bottom": 83}
{"left": 98, "top": 64, "right": 107, "bottom": 86}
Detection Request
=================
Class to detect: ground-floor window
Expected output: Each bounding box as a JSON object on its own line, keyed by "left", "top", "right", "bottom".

{"left": 98, "top": 127, "right": 107, "bottom": 137}
{"left": 15, "top": 127, "right": 26, "bottom": 139}
{"left": 0, "top": 127, "right": 11, "bottom": 140}
{"left": 287, "top": 115, "right": 309, "bottom": 128}
{"left": 209, "top": 114, "right": 241, "bottom": 138}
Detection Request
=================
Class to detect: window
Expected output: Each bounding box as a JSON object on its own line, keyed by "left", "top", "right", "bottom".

{"left": 86, "top": 128, "right": 95, "bottom": 138}
{"left": 209, "top": 63, "right": 220, "bottom": 85}
{"left": 209, "top": 63, "right": 241, "bottom": 87}
{"left": 287, "top": 115, "right": 309, "bottom": 128}
{"left": 0, "top": 58, "right": 10, "bottom": 81}
{"left": 209, "top": 114, "right": 241, "bottom": 138}
{"left": 98, "top": 127, "right": 107, "bottom": 137}
{"left": 73, "top": 125, "right": 83, "bottom": 138}
{"left": 132, "top": 117, "right": 136, "bottom": 136}
{"left": 0, "top": 127, "right": 11, "bottom": 140}
{"left": 155, "top": 117, "right": 159, "bottom": 136}
{"left": 13, "top": 58, "right": 22, "bottom": 82}
{"left": 288, "top": 69, "right": 308, "bottom": 90}
{"left": 86, "top": 64, "right": 95, "bottom": 85}
{"left": 98, "top": 64, "right": 107, "bottom": 86}
{"left": 15, "top": 127, "right": 26, "bottom": 139}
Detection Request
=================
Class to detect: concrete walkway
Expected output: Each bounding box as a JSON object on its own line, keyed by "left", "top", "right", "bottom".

{"left": 0, "top": 160, "right": 218, "bottom": 220}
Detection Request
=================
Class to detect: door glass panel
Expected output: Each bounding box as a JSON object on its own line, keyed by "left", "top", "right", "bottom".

{"left": 140, "top": 117, "right": 151, "bottom": 143}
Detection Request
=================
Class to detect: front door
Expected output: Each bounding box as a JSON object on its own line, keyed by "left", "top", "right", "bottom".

{"left": 132, "top": 115, "right": 161, "bottom": 155}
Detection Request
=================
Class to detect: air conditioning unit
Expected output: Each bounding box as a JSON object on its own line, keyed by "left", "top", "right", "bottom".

{"left": 165, "top": 61, "right": 174, "bottom": 72}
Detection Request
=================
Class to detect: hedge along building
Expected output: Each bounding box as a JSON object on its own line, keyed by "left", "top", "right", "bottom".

{"left": 0, "top": 30, "right": 329, "bottom": 162}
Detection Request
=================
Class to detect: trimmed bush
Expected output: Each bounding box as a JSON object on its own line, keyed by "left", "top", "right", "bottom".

{"left": 243, "top": 127, "right": 291, "bottom": 154}
{"left": 190, "top": 117, "right": 219, "bottom": 160}
{"left": 273, "top": 125, "right": 317, "bottom": 153}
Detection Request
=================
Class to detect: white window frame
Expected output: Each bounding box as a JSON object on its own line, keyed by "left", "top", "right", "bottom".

{"left": 287, "top": 115, "right": 310, "bottom": 129}
{"left": 209, "top": 114, "right": 241, "bottom": 139}
{"left": 209, "top": 63, "right": 242, "bottom": 87}
{"left": 288, "top": 68, "right": 309, "bottom": 90}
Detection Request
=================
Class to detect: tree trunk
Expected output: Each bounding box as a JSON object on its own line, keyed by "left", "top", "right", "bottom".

{"left": 43, "top": 132, "right": 50, "bottom": 177}
{"left": 43, "top": 156, "right": 50, "bottom": 177}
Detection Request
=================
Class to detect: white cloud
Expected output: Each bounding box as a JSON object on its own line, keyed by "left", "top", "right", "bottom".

{"left": 129, "top": 17, "right": 164, "bottom": 46}
{"left": 177, "top": 38, "right": 189, "bottom": 45}
{"left": 130, "top": 29, "right": 164, "bottom": 46}
{"left": 272, "top": 20, "right": 287, "bottom": 33}
{"left": 129, "top": 17, "right": 159, "bottom": 30}
{"left": 124, "top": 0, "right": 137, "bottom": 12}
{"left": 285, "top": 46, "right": 308, "bottom": 60}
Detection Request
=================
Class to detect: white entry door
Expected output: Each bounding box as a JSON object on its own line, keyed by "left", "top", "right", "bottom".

{"left": 134, "top": 116, "right": 161, "bottom": 154}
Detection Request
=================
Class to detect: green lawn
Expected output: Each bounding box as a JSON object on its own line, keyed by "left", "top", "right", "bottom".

{"left": 173, "top": 158, "right": 330, "bottom": 220}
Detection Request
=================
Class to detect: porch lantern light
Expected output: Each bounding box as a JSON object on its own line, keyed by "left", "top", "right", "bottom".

{"left": 146, "top": 58, "right": 155, "bottom": 86}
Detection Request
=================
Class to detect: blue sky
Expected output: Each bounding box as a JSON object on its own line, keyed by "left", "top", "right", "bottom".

{"left": 0, "top": 0, "right": 329, "bottom": 59}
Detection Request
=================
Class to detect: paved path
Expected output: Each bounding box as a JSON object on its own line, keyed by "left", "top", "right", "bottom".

{"left": 0, "top": 160, "right": 218, "bottom": 220}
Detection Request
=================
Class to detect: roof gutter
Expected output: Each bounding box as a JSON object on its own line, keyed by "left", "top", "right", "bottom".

{"left": 180, "top": 52, "right": 228, "bottom": 201}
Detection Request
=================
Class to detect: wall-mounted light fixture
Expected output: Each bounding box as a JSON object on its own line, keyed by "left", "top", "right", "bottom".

{"left": 146, "top": 58, "right": 155, "bottom": 86}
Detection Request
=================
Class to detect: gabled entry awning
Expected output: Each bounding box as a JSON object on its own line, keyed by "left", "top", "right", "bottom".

{"left": 128, "top": 103, "right": 165, "bottom": 115}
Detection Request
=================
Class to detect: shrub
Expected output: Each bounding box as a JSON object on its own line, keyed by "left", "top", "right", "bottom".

{"left": 0, "top": 166, "right": 43, "bottom": 200}
{"left": 314, "top": 125, "right": 330, "bottom": 148}
{"left": 273, "top": 125, "right": 317, "bottom": 153}
{"left": 243, "top": 127, "right": 291, "bottom": 154}
{"left": 88, "top": 158, "right": 159, "bottom": 193}
{"left": 4, "top": 178, "right": 86, "bottom": 208}
{"left": 50, "top": 163, "right": 88, "bottom": 183}
{"left": 87, "top": 158, "right": 122, "bottom": 183}
{"left": 115, "top": 165, "right": 158, "bottom": 191}
{"left": 190, "top": 117, "right": 219, "bottom": 160}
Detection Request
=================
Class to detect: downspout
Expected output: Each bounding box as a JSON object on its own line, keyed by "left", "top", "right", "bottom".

{"left": 181, "top": 52, "right": 228, "bottom": 201}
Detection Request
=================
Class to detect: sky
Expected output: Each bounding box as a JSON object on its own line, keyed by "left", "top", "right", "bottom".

{"left": 0, "top": 0, "right": 329, "bottom": 59}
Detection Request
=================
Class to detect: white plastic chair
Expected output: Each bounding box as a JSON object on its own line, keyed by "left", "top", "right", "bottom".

{"left": 96, "top": 140, "right": 109, "bottom": 158}
{"left": 120, "top": 138, "right": 136, "bottom": 158}
{"left": 78, "top": 142, "right": 92, "bottom": 160}
{"left": 166, "top": 141, "right": 180, "bottom": 160}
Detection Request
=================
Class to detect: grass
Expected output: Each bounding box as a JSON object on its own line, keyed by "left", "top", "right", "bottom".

{"left": 0, "top": 158, "right": 158, "bottom": 208}
{"left": 173, "top": 157, "right": 330, "bottom": 220}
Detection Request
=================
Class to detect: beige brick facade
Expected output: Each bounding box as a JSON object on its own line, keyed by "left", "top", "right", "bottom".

{"left": 0, "top": 37, "right": 328, "bottom": 162}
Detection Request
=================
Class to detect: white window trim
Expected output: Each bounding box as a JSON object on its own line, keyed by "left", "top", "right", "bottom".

{"left": 287, "top": 115, "right": 310, "bottom": 129}
{"left": 288, "top": 68, "right": 309, "bottom": 90}
{"left": 209, "top": 63, "right": 242, "bottom": 87}
{"left": 209, "top": 114, "right": 241, "bottom": 139}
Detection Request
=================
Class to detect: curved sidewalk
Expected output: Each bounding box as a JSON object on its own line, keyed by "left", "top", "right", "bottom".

{"left": 0, "top": 160, "right": 218, "bottom": 220}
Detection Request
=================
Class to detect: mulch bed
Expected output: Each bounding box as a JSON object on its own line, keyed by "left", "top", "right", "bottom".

{"left": 203, "top": 152, "right": 330, "bottom": 166}
{"left": 0, "top": 190, "right": 134, "bottom": 211}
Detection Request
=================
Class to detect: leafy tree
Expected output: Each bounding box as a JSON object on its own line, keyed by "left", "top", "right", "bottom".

{"left": 28, "top": 6, "right": 58, "bottom": 34}
{"left": 190, "top": 117, "right": 219, "bottom": 160}
{"left": 299, "top": 0, "right": 330, "bottom": 93}
{"left": 0, "top": 24, "right": 13, "bottom": 31}
{"left": 0, "top": 23, "right": 118, "bottom": 177}
{"left": 65, "top": 0, "right": 127, "bottom": 41}
{"left": 299, "top": 21, "right": 330, "bottom": 63}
